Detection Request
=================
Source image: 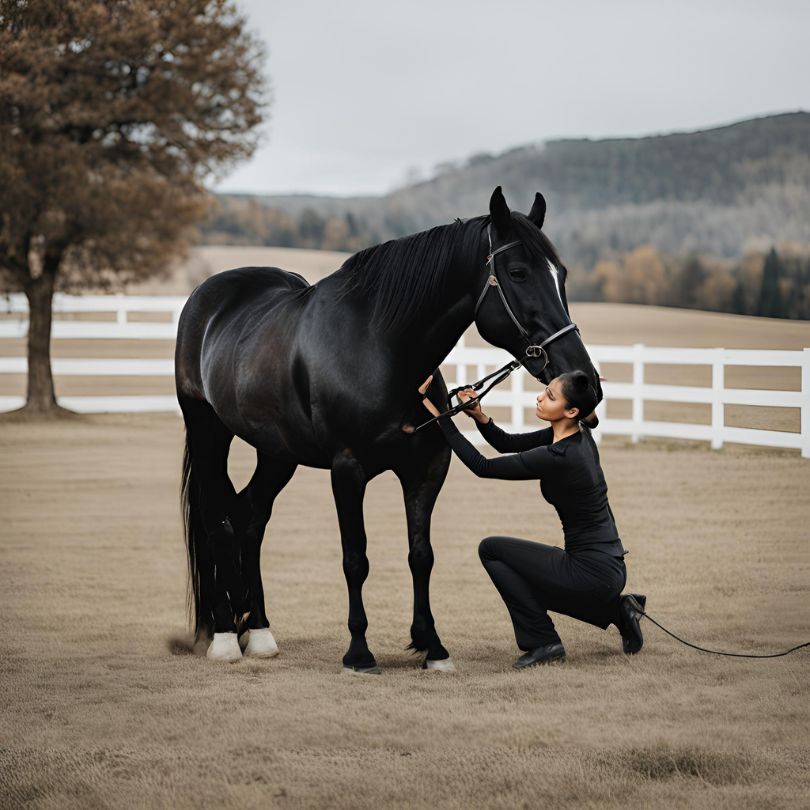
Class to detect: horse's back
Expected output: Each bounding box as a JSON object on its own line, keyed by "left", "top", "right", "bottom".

{"left": 195, "top": 266, "right": 309, "bottom": 301}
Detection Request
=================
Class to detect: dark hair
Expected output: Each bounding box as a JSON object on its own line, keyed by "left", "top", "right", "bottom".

{"left": 334, "top": 216, "right": 485, "bottom": 335}
{"left": 558, "top": 370, "right": 597, "bottom": 420}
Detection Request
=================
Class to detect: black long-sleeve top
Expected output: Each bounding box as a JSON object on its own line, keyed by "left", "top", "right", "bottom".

{"left": 436, "top": 415, "right": 626, "bottom": 556}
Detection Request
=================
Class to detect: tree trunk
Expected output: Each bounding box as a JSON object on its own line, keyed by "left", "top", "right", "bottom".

{"left": 23, "top": 272, "right": 59, "bottom": 414}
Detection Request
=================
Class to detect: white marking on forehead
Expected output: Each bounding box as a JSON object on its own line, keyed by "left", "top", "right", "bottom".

{"left": 547, "top": 258, "right": 563, "bottom": 305}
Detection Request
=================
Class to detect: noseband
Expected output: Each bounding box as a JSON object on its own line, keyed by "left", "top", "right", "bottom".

{"left": 474, "top": 223, "right": 579, "bottom": 370}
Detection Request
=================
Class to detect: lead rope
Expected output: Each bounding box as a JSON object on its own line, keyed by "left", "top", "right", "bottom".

{"left": 635, "top": 607, "right": 809, "bottom": 658}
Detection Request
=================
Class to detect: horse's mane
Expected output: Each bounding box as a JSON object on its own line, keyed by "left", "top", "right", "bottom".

{"left": 334, "top": 211, "right": 567, "bottom": 334}
{"left": 334, "top": 216, "right": 487, "bottom": 334}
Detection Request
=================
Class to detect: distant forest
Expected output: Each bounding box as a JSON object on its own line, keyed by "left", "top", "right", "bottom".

{"left": 199, "top": 112, "right": 810, "bottom": 319}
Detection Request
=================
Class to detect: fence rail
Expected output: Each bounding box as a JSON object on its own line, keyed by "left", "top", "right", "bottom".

{"left": 2, "top": 294, "right": 808, "bottom": 457}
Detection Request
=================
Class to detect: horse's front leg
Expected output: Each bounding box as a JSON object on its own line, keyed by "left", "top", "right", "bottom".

{"left": 396, "top": 447, "right": 454, "bottom": 672}
{"left": 331, "top": 452, "right": 378, "bottom": 674}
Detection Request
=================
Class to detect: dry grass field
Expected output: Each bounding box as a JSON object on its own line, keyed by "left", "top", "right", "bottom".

{"left": 1, "top": 412, "right": 809, "bottom": 808}
{"left": 1, "top": 247, "right": 809, "bottom": 807}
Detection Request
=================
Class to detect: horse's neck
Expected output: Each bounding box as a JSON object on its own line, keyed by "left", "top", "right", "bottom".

{"left": 320, "top": 265, "right": 474, "bottom": 379}
{"left": 322, "top": 224, "right": 483, "bottom": 380}
{"left": 397, "top": 228, "right": 483, "bottom": 373}
{"left": 401, "top": 291, "right": 472, "bottom": 374}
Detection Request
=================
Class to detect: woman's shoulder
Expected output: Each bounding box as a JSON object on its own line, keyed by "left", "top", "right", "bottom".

{"left": 546, "top": 427, "right": 585, "bottom": 458}
{"left": 575, "top": 421, "right": 605, "bottom": 468}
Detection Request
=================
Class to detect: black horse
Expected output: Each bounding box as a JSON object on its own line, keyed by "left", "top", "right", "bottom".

{"left": 175, "top": 187, "right": 602, "bottom": 672}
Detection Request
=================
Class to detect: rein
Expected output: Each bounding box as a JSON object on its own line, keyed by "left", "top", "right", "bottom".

{"left": 413, "top": 225, "right": 579, "bottom": 433}
{"left": 413, "top": 359, "right": 521, "bottom": 432}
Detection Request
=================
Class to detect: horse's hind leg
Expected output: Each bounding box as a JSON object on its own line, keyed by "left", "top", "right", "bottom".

{"left": 235, "top": 451, "right": 297, "bottom": 658}
{"left": 396, "top": 445, "right": 454, "bottom": 672}
{"left": 331, "top": 452, "right": 378, "bottom": 674}
{"left": 180, "top": 398, "right": 242, "bottom": 662}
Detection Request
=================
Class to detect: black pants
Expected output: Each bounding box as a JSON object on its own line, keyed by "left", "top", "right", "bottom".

{"left": 478, "top": 536, "right": 627, "bottom": 650}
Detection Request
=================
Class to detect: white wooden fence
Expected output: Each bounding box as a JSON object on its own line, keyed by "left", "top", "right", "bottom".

{"left": 0, "top": 293, "right": 183, "bottom": 340}
{"left": 2, "top": 294, "right": 809, "bottom": 457}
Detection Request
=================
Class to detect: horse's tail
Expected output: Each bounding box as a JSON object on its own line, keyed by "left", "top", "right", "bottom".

{"left": 181, "top": 422, "right": 214, "bottom": 640}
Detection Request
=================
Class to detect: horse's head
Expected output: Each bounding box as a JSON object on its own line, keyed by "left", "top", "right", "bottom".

{"left": 473, "top": 186, "right": 602, "bottom": 404}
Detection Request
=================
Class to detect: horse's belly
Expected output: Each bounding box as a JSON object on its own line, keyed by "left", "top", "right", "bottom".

{"left": 239, "top": 420, "right": 334, "bottom": 469}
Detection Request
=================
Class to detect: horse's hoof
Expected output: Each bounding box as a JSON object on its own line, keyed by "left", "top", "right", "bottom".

{"left": 342, "top": 664, "right": 382, "bottom": 675}
{"left": 206, "top": 632, "right": 242, "bottom": 662}
{"left": 243, "top": 628, "right": 280, "bottom": 659}
{"left": 423, "top": 656, "right": 456, "bottom": 673}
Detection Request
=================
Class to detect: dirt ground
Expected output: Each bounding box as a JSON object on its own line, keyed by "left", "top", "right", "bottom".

{"left": 1, "top": 413, "right": 809, "bottom": 808}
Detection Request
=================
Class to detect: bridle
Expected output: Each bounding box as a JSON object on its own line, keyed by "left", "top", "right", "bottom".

{"left": 474, "top": 222, "right": 579, "bottom": 368}
{"left": 413, "top": 223, "right": 580, "bottom": 432}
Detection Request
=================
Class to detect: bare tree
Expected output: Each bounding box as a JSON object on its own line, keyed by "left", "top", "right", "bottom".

{"left": 0, "top": 0, "right": 268, "bottom": 413}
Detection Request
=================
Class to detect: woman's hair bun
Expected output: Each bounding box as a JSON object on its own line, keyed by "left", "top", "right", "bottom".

{"left": 572, "top": 371, "right": 590, "bottom": 389}
{"left": 558, "top": 369, "right": 598, "bottom": 417}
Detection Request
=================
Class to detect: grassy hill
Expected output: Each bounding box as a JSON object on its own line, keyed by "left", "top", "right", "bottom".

{"left": 207, "top": 112, "right": 810, "bottom": 264}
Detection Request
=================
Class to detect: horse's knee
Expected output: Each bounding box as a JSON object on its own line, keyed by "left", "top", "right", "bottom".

{"left": 342, "top": 551, "right": 369, "bottom": 583}
{"left": 408, "top": 537, "right": 434, "bottom": 568}
{"left": 205, "top": 515, "right": 236, "bottom": 547}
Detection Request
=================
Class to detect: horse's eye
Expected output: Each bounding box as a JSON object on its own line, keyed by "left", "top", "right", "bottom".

{"left": 509, "top": 266, "right": 527, "bottom": 282}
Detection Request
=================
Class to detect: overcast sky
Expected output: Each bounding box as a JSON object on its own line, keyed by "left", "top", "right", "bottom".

{"left": 213, "top": 0, "right": 810, "bottom": 197}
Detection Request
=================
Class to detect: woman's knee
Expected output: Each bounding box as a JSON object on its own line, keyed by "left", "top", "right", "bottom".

{"left": 478, "top": 535, "right": 505, "bottom": 562}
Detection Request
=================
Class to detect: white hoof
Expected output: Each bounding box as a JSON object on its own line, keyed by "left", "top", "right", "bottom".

{"left": 244, "top": 628, "right": 280, "bottom": 659}
{"left": 206, "top": 632, "right": 242, "bottom": 663}
{"left": 424, "top": 656, "right": 456, "bottom": 673}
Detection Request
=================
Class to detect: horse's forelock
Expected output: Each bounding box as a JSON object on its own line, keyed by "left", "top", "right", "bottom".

{"left": 510, "top": 212, "right": 564, "bottom": 271}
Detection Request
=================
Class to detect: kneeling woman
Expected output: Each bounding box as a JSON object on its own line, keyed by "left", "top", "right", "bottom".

{"left": 419, "top": 370, "right": 646, "bottom": 669}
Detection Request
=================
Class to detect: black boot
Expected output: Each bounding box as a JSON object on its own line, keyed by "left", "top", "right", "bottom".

{"left": 512, "top": 642, "right": 566, "bottom": 669}
{"left": 618, "top": 593, "right": 646, "bottom": 654}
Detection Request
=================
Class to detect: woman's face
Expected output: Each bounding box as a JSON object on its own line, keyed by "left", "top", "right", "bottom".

{"left": 535, "top": 377, "right": 579, "bottom": 423}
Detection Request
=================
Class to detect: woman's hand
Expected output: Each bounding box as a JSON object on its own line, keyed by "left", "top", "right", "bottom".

{"left": 419, "top": 375, "right": 441, "bottom": 417}
{"left": 457, "top": 388, "right": 488, "bottom": 423}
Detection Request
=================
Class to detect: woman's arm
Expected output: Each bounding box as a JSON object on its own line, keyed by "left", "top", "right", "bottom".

{"left": 475, "top": 417, "right": 554, "bottom": 452}
{"left": 436, "top": 415, "right": 556, "bottom": 480}
{"left": 418, "top": 375, "right": 558, "bottom": 480}
{"left": 457, "top": 387, "right": 553, "bottom": 452}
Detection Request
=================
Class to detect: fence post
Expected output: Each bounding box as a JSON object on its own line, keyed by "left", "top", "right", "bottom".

{"left": 802, "top": 348, "right": 810, "bottom": 459}
{"left": 592, "top": 356, "right": 604, "bottom": 446}
{"left": 116, "top": 293, "right": 127, "bottom": 325}
{"left": 511, "top": 367, "right": 524, "bottom": 432}
{"left": 631, "top": 343, "right": 644, "bottom": 443}
{"left": 711, "top": 349, "right": 724, "bottom": 450}
{"left": 455, "top": 359, "right": 466, "bottom": 390}
{"left": 452, "top": 334, "right": 466, "bottom": 390}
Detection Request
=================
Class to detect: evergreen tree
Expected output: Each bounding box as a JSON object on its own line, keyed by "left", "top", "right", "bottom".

{"left": 757, "top": 248, "right": 785, "bottom": 318}
{"left": 673, "top": 255, "right": 707, "bottom": 308}
{"left": 731, "top": 276, "right": 747, "bottom": 315}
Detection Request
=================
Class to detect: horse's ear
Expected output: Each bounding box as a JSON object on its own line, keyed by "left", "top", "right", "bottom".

{"left": 489, "top": 186, "right": 511, "bottom": 237}
{"left": 528, "top": 192, "right": 546, "bottom": 229}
